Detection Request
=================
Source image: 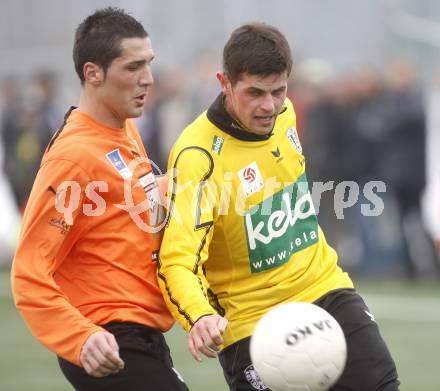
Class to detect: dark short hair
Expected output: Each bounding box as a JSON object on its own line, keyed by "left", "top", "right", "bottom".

{"left": 223, "top": 22, "right": 293, "bottom": 85}
{"left": 73, "top": 7, "right": 148, "bottom": 84}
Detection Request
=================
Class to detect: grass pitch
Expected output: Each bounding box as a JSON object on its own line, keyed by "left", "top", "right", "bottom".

{"left": 1, "top": 272, "right": 439, "bottom": 390}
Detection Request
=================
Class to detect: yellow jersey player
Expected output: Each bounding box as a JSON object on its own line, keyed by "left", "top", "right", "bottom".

{"left": 159, "top": 23, "right": 400, "bottom": 391}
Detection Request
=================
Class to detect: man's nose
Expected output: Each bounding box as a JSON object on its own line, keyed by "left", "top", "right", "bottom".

{"left": 260, "top": 93, "right": 275, "bottom": 113}
{"left": 140, "top": 65, "right": 153, "bottom": 86}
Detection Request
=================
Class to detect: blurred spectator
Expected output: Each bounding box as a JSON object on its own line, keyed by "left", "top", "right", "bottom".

{"left": 136, "top": 80, "right": 165, "bottom": 173}
{"left": 288, "top": 58, "right": 333, "bottom": 136}
{"left": 0, "top": 166, "right": 20, "bottom": 265}
{"left": 299, "top": 72, "right": 361, "bottom": 270}
{"left": 1, "top": 70, "right": 61, "bottom": 211}
{"left": 379, "top": 60, "right": 437, "bottom": 278}
{"left": 342, "top": 66, "right": 404, "bottom": 275}
{"left": 422, "top": 68, "right": 440, "bottom": 259}
{"left": 187, "top": 51, "right": 220, "bottom": 118}
{"left": 299, "top": 60, "right": 438, "bottom": 278}
{"left": 156, "top": 69, "right": 192, "bottom": 169}
{"left": 137, "top": 69, "right": 193, "bottom": 174}
{"left": 301, "top": 74, "right": 348, "bottom": 184}
{"left": 380, "top": 60, "right": 425, "bottom": 211}
{"left": 0, "top": 77, "right": 20, "bottom": 265}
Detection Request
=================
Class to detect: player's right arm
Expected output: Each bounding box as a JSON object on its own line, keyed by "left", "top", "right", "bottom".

{"left": 11, "top": 158, "right": 122, "bottom": 375}
{"left": 158, "top": 146, "right": 228, "bottom": 360}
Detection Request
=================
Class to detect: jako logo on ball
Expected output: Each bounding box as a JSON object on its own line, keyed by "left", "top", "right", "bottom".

{"left": 285, "top": 319, "right": 334, "bottom": 346}
{"left": 250, "top": 302, "right": 347, "bottom": 391}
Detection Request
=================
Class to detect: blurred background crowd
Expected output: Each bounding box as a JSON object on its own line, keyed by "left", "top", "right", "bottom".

{"left": 1, "top": 0, "right": 440, "bottom": 280}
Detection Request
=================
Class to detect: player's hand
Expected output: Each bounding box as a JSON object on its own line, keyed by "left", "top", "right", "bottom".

{"left": 188, "top": 314, "right": 228, "bottom": 362}
{"left": 80, "top": 331, "right": 125, "bottom": 377}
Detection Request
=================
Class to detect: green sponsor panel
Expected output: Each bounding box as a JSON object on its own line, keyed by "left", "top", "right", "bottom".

{"left": 244, "top": 174, "right": 318, "bottom": 273}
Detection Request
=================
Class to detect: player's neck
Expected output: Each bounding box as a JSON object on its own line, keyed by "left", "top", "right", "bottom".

{"left": 79, "top": 89, "right": 124, "bottom": 129}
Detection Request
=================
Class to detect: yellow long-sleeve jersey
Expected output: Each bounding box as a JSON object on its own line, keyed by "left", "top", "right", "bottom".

{"left": 158, "top": 95, "right": 353, "bottom": 349}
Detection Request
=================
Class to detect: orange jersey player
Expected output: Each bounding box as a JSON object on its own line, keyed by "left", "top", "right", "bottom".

{"left": 11, "top": 7, "right": 188, "bottom": 391}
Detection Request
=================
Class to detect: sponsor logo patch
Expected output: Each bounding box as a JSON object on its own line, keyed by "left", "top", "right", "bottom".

{"left": 49, "top": 217, "right": 71, "bottom": 235}
{"left": 270, "top": 146, "right": 283, "bottom": 162}
{"left": 244, "top": 174, "right": 318, "bottom": 273}
{"left": 244, "top": 364, "right": 268, "bottom": 390}
{"left": 211, "top": 135, "right": 224, "bottom": 155}
{"left": 106, "top": 149, "right": 132, "bottom": 179}
{"left": 238, "top": 162, "right": 264, "bottom": 198}
{"left": 287, "top": 127, "right": 302, "bottom": 154}
{"left": 138, "top": 172, "right": 165, "bottom": 227}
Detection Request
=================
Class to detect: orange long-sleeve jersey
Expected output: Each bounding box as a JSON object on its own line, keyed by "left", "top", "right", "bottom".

{"left": 11, "top": 108, "right": 174, "bottom": 366}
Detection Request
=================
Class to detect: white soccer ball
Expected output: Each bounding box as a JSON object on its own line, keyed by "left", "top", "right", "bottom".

{"left": 250, "top": 302, "right": 347, "bottom": 391}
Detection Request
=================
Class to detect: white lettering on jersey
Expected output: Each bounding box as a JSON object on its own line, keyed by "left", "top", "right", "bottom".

{"left": 245, "top": 192, "right": 316, "bottom": 250}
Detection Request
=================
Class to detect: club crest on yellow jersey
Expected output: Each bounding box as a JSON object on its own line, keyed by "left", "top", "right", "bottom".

{"left": 287, "top": 127, "right": 302, "bottom": 154}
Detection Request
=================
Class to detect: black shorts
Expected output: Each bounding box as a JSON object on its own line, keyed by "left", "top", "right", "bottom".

{"left": 58, "top": 322, "right": 189, "bottom": 391}
{"left": 218, "top": 289, "right": 400, "bottom": 391}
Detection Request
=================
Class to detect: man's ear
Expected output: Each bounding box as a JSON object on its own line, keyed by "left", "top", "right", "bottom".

{"left": 83, "top": 62, "right": 103, "bottom": 86}
{"left": 216, "top": 72, "right": 230, "bottom": 95}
